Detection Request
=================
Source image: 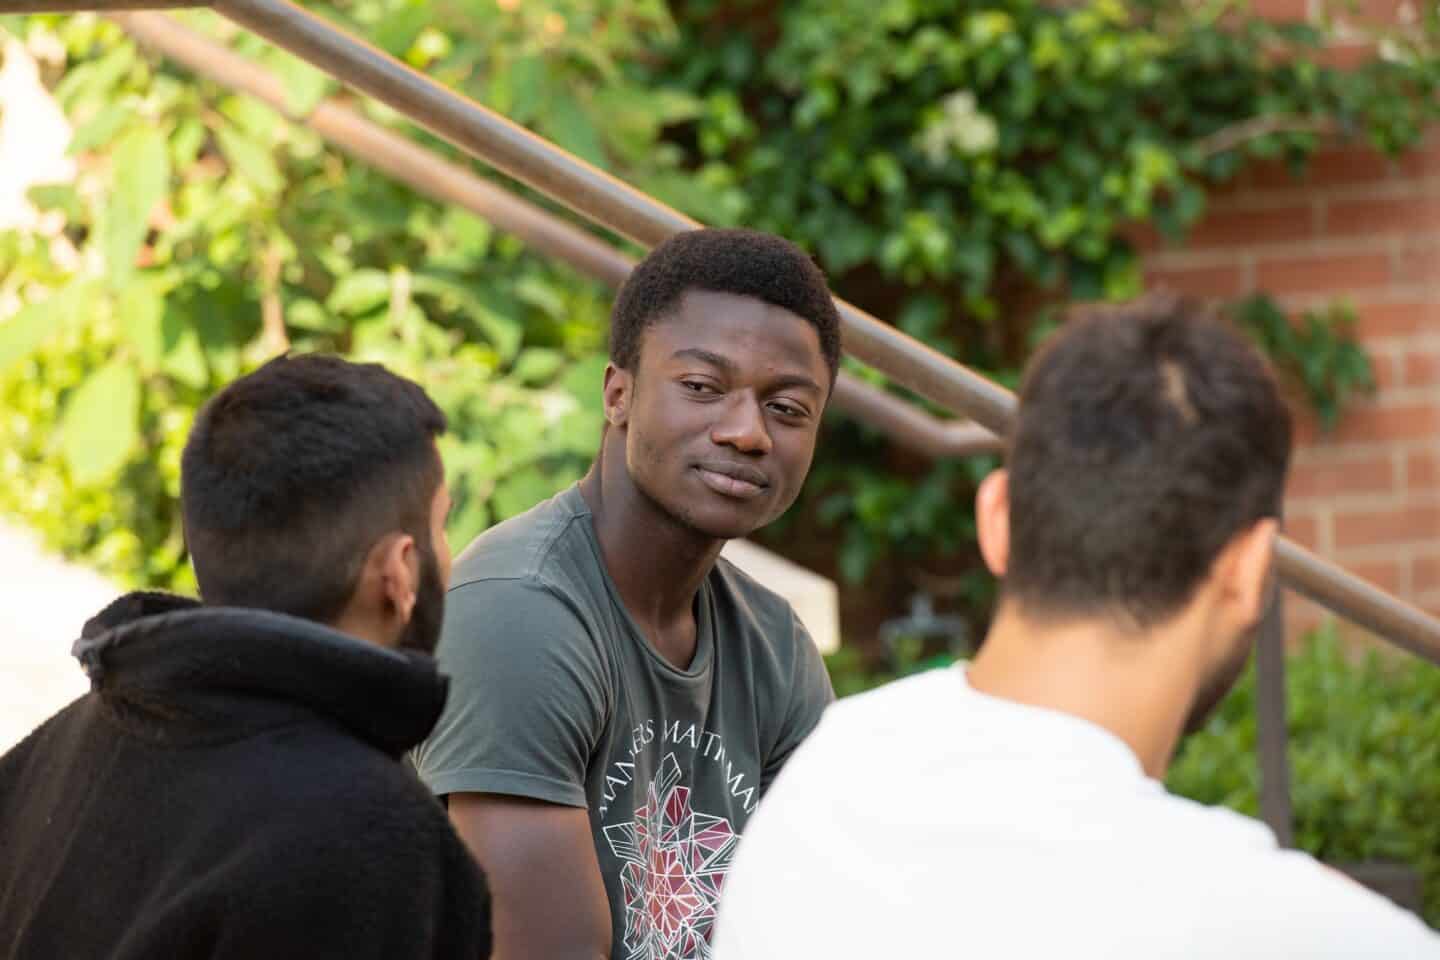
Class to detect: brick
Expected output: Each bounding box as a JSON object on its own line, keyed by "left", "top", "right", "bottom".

{"left": 1345, "top": 0, "right": 1418, "bottom": 25}
{"left": 1124, "top": 222, "right": 1165, "bottom": 253}
{"left": 1187, "top": 204, "right": 1316, "bottom": 248}
{"left": 1255, "top": 250, "right": 1392, "bottom": 295}
{"left": 1415, "top": 552, "right": 1440, "bottom": 594}
{"left": 1247, "top": 146, "right": 1393, "bottom": 191}
{"left": 1291, "top": 405, "right": 1322, "bottom": 446}
{"left": 1283, "top": 600, "right": 1325, "bottom": 643}
{"left": 1394, "top": 239, "right": 1440, "bottom": 286}
{"left": 1316, "top": 41, "right": 1380, "bottom": 70}
{"left": 1286, "top": 456, "right": 1396, "bottom": 500}
{"left": 1406, "top": 450, "right": 1440, "bottom": 490}
{"left": 1251, "top": 0, "right": 1311, "bottom": 20}
{"left": 1369, "top": 352, "right": 1401, "bottom": 391}
{"left": 1325, "top": 194, "right": 1440, "bottom": 237}
{"left": 1340, "top": 557, "right": 1406, "bottom": 596}
{"left": 1403, "top": 351, "right": 1440, "bottom": 387}
{"left": 1355, "top": 302, "right": 1430, "bottom": 339}
{"left": 1396, "top": 136, "right": 1440, "bottom": 179}
{"left": 1283, "top": 510, "right": 1321, "bottom": 550}
{"left": 1143, "top": 261, "right": 1246, "bottom": 298}
{"left": 1334, "top": 504, "right": 1440, "bottom": 549}
{"left": 1336, "top": 402, "right": 1440, "bottom": 444}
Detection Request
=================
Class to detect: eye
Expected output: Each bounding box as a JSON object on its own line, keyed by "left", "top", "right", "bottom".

{"left": 680, "top": 379, "right": 719, "bottom": 396}
{"left": 768, "top": 400, "right": 810, "bottom": 419}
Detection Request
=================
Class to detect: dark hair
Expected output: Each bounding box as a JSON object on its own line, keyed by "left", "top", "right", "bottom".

{"left": 609, "top": 228, "right": 842, "bottom": 383}
{"left": 1004, "top": 293, "right": 1292, "bottom": 628}
{"left": 180, "top": 354, "right": 447, "bottom": 622}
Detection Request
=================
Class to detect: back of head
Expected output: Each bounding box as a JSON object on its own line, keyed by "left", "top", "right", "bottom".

{"left": 1005, "top": 293, "right": 1292, "bottom": 627}
{"left": 180, "top": 354, "right": 447, "bottom": 622}
{"left": 608, "top": 228, "right": 843, "bottom": 383}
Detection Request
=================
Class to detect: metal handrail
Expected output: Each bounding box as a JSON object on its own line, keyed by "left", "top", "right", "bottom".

{"left": 11, "top": 0, "right": 1440, "bottom": 665}
{"left": 110, "top": 10, "right": 1002, "bottom": 462}
{"left": 211, "top": 0, "right": 1020, "bottom": 433}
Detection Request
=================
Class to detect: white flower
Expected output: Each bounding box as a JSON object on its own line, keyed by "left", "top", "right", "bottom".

{"left": 917, "top": 90, "right": 998, "bottom": 164}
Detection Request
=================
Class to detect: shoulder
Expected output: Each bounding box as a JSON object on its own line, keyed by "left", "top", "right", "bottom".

{"left": 710, "top": 554, "right": 810, "bottom": 652}
{"left": 0, "top": 695, "right": 97, "bottom": 803}
{"left": 244, "top": 727, "right": 465, "bottom": 858}
{"left": 1193, "top": 825, "right": 1437, "bottom": 950}
{"left": 1135, "top": 794, "right": 1439, "bottom": 951}
{"left": 822, "top": 667, "right": 955, "bottom": 731}
{"left": 450, "top": 486, "right": 591, "bottom": 591}
{"left": 219, "top": 741, "right": 488, "bottom": 947}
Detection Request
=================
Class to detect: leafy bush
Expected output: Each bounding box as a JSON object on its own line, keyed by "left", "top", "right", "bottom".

{"left": 0, "top": 5, "right": 702, "bottom": 589}
{"left": 828, "top": 630, "right": 1440, "bottom": 928}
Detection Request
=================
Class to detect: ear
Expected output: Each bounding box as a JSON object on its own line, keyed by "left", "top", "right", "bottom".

{"left": 975, "top": 469, "right": 1012, "bottom": 578}
{"left": 1215, "top": 517, "right": 1278, "bottom": 630}
{"left": 602, "top": 362, "right": 633, "bottom": 428}
{"left": 377, "top": 532, "right": 420, "bottom": 626}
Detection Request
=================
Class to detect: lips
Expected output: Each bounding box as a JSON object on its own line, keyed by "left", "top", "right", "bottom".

{"left": 694, "top": 459, "right": 770, "bottom": 500}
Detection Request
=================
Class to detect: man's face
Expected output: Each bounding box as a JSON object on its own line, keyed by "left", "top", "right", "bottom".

{"left": 397, "top": 480, "right": 451, "bottom": 656}
{"left": 616, "top": 290, "right": 830, "bottom": 541}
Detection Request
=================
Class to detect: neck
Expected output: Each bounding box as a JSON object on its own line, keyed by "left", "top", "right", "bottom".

{"left": 966, "top": 602, "right": 1206, "bottom": 779}
{"left": 579, "top": 433, "right": 723, "bottom": 667}
{"left": 327, "top": 612, "right": 396, "bottom": 651}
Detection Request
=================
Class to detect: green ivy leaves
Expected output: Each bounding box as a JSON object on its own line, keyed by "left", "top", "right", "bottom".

{"left": 0, "top": 5, "right": 671, "bottom": 591}
{"left": 105, "top": 127, "right": 170, "bottom": 286}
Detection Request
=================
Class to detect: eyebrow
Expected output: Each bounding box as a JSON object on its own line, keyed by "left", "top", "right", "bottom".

{"left": 671, "top": 347, "right": 823, "bottom": 395}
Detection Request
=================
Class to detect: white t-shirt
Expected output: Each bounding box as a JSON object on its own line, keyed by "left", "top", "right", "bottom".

{"left": 714, "top": 666, "right": 1439, "bottom": 959}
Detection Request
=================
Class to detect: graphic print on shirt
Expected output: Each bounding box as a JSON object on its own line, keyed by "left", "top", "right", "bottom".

{"left": 604, "top": 753, "right": 736, "bottom": 960}
{"left": 599, "top": 719, "right": 758, "bottom": 960}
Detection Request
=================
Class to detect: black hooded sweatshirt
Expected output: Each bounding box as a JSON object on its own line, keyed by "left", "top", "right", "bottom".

{"left": 0, "top": 592, "right": 491, "bottom": 959}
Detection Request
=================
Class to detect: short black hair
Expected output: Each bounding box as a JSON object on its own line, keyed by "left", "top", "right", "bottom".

{"left": 1005, "top": 293, "right": 1292, "bottom": 628}
{"left": 181, "top": 354, "right": 447, "bottom": 623}
{"left": 609, "top": 228, "right": 842, "bottom": 383}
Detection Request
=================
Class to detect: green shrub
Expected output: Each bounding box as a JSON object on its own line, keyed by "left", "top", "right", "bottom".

{"left": 0, "top": 6, "right": 698, "bottom": 589}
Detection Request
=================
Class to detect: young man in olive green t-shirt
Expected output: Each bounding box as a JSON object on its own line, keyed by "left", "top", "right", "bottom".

{"left": 413, "top": 229, "right": 840, "bottom": 959}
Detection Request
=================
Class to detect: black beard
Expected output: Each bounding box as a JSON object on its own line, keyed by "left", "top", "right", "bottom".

{"left": 1183, "top": 570, "right": 1280, "bottom": 737}
{"left": 1181, "top": 630, "right": 1253, "bottom": 736}
{"left": 396, "top": 542, "right": 445, "bottom": 657}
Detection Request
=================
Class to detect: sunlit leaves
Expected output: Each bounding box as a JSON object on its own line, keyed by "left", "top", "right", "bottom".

{"left": 104, "top": 127, "right": 170, "bottom": 286}
{"left": 60, "top": 362, "right": 140, "bottom": 485}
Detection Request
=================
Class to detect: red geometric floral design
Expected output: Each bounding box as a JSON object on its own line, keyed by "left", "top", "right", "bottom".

{"left": 603, "top": 753, "right": 737, "bottom": 959}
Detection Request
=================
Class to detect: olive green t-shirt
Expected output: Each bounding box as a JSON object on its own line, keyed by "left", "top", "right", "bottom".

{"left": 412, "top": 484, "right": 834, "bottom": 959}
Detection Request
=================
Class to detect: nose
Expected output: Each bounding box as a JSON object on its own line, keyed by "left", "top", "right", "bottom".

{"left": 711, "top": 392, "right": 773, "bottom": 456}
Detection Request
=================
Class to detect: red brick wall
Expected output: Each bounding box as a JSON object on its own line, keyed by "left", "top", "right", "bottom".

{"left": 1137, "top": 0, "right": 1438, "bottom": 641}
{"left": 1140, "top": 133, "right": 1440, "bottom": 639}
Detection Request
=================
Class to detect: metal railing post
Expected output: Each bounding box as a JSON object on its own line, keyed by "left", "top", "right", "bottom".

{"left": 211, "top": 0, "right": 1020, "bottom": 433}
{"left": 1255, "top": 590, "right": 1294, "bottom": 847}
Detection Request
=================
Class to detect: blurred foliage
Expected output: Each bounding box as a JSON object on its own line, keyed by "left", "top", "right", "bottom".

{"left": 654, "top": 0, "right": 1434, "bottom": 584}
{"left": 1234, "top": 295, "right": 1375, "bottom": 430}
{"left": 827, "top": 626, "right": 1440, "bottom": 927}
{"left": 0, "top": 0, "right": 1435, "bottom": 605}
{"left": 0, "top": 3, "right": 703, "bottom": 590}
